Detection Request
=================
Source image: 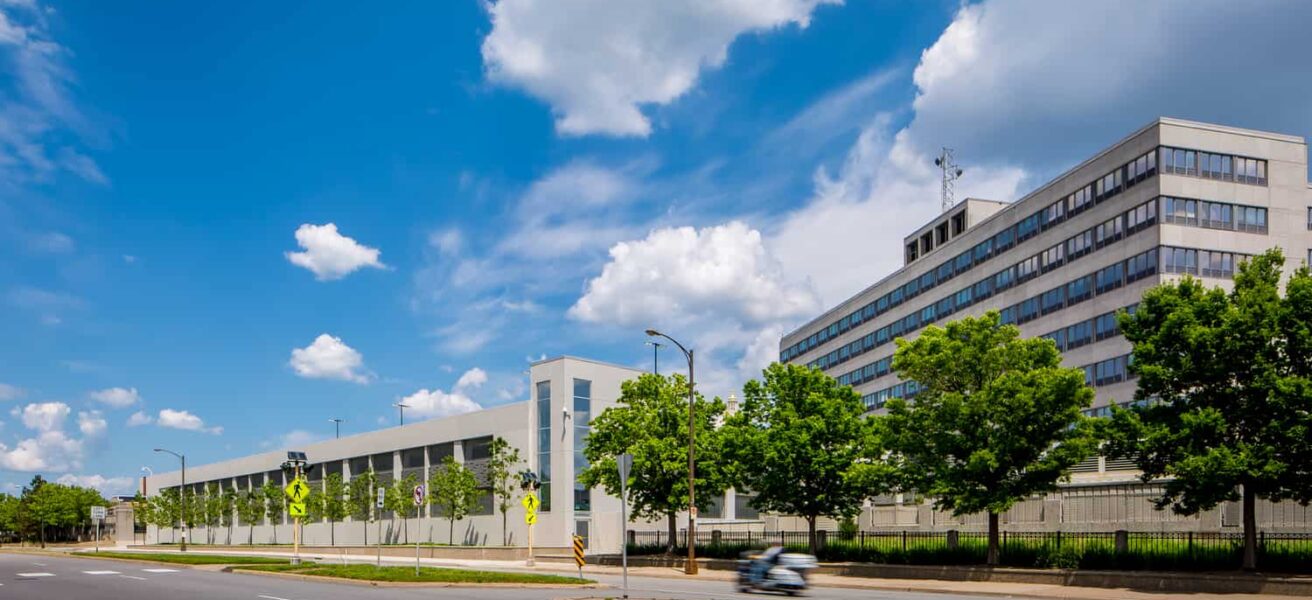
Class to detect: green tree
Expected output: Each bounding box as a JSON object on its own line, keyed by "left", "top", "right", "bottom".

{"left": 151, "top": 488, "right": 180, "bottom": 544}
{"left": 1104, "top": 249, "right": 1312, "bottom": 570}
{"left": 0, "top": 493, "right": 20, "bottom": 544}
{"left": 578, "top": 373, "right": 729, "bottom": 553}
{"left": 202, "top": 484, "right": 223, "bottom": 544}
{"left": 322, "top": 472, "right": 349, "bottom": 546}
{"left": 236, "top": 489, "right": 265, "bottom": 545}
{"left": 262, "top": 479, "right": 285, "bottom": 544}
{"left": 386, "top": 473, "right": 421, "bottom": 544}
{"left": 722, "top": 363, "right": 879, "bottom": 553}
{"left": 131, "top": 492, "right": 151, "bottom": 545}
{"left": 885, "top": 311, "right": 1095, "bottom": 565}
{"left": 428, "top": 456, "right": 481, "bottom": 545}
{"left": 220, "top": 488, "right": 237, "bottom": 545}
{"left": 347, "top": 470, "right": 377, "bottom": 545}
{"left": 485, "top": 436, "right": 522, "bottom": 546}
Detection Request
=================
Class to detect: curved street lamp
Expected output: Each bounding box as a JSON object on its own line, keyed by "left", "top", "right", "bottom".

{"left": 153, "top": 448, "right": 186, "bottom": 552}
{"left": 644, "top": 329, "right": 698, "bottom": 575}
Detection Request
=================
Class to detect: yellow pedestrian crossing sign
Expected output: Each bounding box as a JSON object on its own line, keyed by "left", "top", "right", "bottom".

{"left": 524, "top": 512, "right": 537, "bottom": 525}
{"left": 521, "top": 493, "right": 539, "bottom": 512}
{"left": 288, "top": 502, "right": 307, "bottom": 517}
{"left": 285, "top": 478, "right": 310, "bottom": 503}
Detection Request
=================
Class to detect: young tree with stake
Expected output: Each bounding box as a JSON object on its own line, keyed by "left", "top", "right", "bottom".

{"left": 486, "top": 436, "right": 522, "bottom": 546}
{"left": 428, "top": 455, "right": 481, "bottom": 545}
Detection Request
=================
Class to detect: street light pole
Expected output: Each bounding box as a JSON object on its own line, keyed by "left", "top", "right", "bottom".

{"left": 644, "top": 329, "right": 698, "bottom": 575}
{"left": 392, "top": 402, "right": 409, "bottom": 426}
{"left": 329, "top": 418, "right": 344, "bottom": 439}
{"left": 153, "top": 448, "right": 187, "bottom": 552}
{"left": 644, "top": 341, "right": 663, "bottom": 375}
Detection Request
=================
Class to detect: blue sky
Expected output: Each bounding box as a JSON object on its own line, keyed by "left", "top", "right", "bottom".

{"left": 2, "top": 0, "right": 1310, "bottom": 496}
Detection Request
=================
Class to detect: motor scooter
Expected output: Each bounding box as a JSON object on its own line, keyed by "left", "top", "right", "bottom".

{"left": 736, "top": 546, "right": 817, "bottom": 595}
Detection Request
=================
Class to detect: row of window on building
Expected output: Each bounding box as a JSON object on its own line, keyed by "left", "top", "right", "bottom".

{"left": 793, "top": 142, "right": 1268, "bottom": 364}
{"left": 804, "top": 196, "right": 1161, "bottom": 373}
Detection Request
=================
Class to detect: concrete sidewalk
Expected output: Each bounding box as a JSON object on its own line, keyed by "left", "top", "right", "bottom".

{"left": 64, "top": 546, "right": 1301, "bottom": 600}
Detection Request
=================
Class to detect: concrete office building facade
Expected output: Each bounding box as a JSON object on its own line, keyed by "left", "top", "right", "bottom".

{"left": 146, "top": 356, "right": 647, "bottom": 553}
{"left": 778, "top": 118, "right": 1312, "bottom": 532}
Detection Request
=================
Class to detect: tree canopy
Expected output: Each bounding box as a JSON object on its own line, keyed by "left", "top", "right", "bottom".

{"left": 428, "top": 455, "right": 481, "bottom": 545}
{"left": 1104, "top": 249, "right": 1312, "bottom": 570}
{"left": 578, "top": 372, "right": 729, "bottom": 551}
{"left": 485, "top": 436, "right": 523, "bottom": 546}
{"left": 885, "top": 311, "right": 1095, "bottom": 564}
{"left": 722, "top": 362, "right": 877, "bottom": 552}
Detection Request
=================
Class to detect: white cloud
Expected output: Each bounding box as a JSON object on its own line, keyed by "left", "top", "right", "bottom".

{"left": 7, "top": 286, "right": 86, "bottom": 326}
{"left": 77, "top": 409, "right": 106, "bottom": 437}
{"left": 26, "top": 231, "right": 74, "bottom": 254}
{"left": 157, "top": 408, "right": 222, "bottom": 435}
{"left": 0, "top": 382, "right": 22, "bottom": 401}
{"left": 398, "top": 388, "right": 482, "bottom": 421}
{"left": 0, "top": 431, "right": 83, "bottom": 472}
{"left": 0, "top": 1, "right": 106, "bottom": 186}
{"left": 56, "top": 473, "right": 134, "bottom": 495}
{"left": 285, "top": 223, "right": 385, "bottom": 281}
{"left": 481, "top": 0, "right": 839, "bottom": 137}
{"left": 126, "top": 410, "right": 153, "bottom": 427}
{"left": 455, "top": 367, "right": 488, "bottom": 390}
{"left": 289, "top": 333, "right": 370, "bottom": 384}
{"left": 571, "top": 221, "right": 820, "bottom": 327}
{"left": 89, "top": 386, "right": 140, "bottom": 408}
{"left": 14, "top": 401, "right": 69, "bottom": 432}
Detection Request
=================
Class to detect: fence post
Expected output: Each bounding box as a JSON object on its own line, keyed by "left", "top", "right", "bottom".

{"left": 946, "top": 530, "right": 959, "bottom": 551}
{"left": 1056, "top": 530, "right": 1062, "bottom": 550}
{"left": 1187, "top": 531, "right": 1193, "bottom": 557}
{"left": 817, "top": 530, "right": 827, "bottom": 550}
{"left": 1114, "top": 530, "right": 1128, "bottom": 554}
{"left": 712, "top": 530, "right": 722, "bottom": 546}
{"left": 902, "top": 530, "right": 908, "bottom": 552}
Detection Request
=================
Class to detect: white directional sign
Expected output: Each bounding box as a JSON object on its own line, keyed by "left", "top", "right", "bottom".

{"left": 90, "top": 506, "right": 107, "bottom": 521}
{"left": 376, "top": 487, "right": 386, "bottom": 509}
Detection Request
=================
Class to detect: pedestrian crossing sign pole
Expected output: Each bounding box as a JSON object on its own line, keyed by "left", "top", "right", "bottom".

{"left": 573, "top": 534, "right": 586, "bottom": 579}
{"left": 281, "top": 451, "right": 311, "bottom": 566}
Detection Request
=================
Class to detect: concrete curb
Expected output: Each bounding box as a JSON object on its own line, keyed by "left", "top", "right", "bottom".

{"left": 225, "top": 566, "right": 604, "bottom": 589}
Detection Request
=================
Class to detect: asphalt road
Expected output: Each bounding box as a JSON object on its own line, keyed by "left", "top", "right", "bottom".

{"left": 0, "top": 551, "right": 1003, "bottom": 599}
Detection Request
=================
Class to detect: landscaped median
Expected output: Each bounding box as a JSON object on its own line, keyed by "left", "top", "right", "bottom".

{"left": 232, "top": 563, "right": 597, "bottom": 587}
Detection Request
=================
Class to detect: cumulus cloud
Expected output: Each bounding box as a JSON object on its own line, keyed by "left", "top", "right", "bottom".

{"left": 455, "top": 367, "right": 488, "bottom": 390}
{"left": 571, "top": 221, "right": 820, "bottom": 327}
{"left": 398, "top": 388, "right": 482, "bottom": 421}
{"left": 89, "top": 386, "right": 140, "bottom": 408}
{"left": 56, "top": 473, "right": 134, "bottom": 495}
{"left": 289, "top": 334, "right": 371, "bottom": 383}
{"left": 77, "top": 410, "right": 106, "bottom": 437}
{"left": 285, "top": 223, "right": 385, "bottom": 281}
{"left": 0, "top": 383, "right": 22, "bottom": 401}
{"left": 157, "top": 408, "right": 222, "bottom": 435}
{"left": 481, "top": 0, "right": 839, "bottom": 136}
{"left": 126, "top": 410, "right": 153, "bottom": 427}
{"left": 14, "top": 401, "right": 70, "bottom": 432}
{"left": 0, "top": 431, "right": 83, "bottom": 472}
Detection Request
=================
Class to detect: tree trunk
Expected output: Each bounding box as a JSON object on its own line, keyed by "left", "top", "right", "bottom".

{"left": 40, "top": 523, "right": 45, "bottom": 548}
{"left": 272, "top": 524, "right": 277, "bottom": 545}
{"left": 503, "top": 509, "right": 508, "bottom": 546}
{"left": 248, "top": 524, "right": 254, "bottom": 546}
{"left": 1242, "top": 483, "right": 1258, "bottom": 571}
{"left": 667, "top": 512, "right": 678, "bottom": 555}
{"left": 449, "top": 517, "right": 455, "bottom": 545}
{"left": 807, "top": 515, "right": 818, "bottom": 554}
{"left": 331, "top": 521, "right": 335, "bottom": 546}
{"left": 986, "top": 512, "right": 1000, "bottom": 566}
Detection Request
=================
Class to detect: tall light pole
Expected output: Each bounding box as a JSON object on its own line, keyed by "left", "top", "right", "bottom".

{"left": 644, "top": 340, "right": 663, "bottom": 375}
{"left": 393, "top": 402, "right": 409, "bottom": 426}
{"left": 644, "top": 329, "right": 698, "bottom": 575}
{"left": 329, "top": 418, "right": 344, "bottom": 439}
{"left": 153, "top": 448, "right": 187, "bottom": 552}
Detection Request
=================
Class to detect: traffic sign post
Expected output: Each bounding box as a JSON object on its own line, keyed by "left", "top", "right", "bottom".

{"left": 519, "top": 470, "right": 540, "bottom": 567}
{"left": 280, "top": 454, "right": 310, "bottom": 567}
{"left": 413, "top": 484, "right": 425, "bottom": 576}
{"left": 617, "top": 452, "right": 632, "bottom": 599}
{"left": 375, "top": 486, "right": 386, "bottom": 567}
{"left": 572, "top": 534, "right": 586, "bottom": 579}
{"left": 91, "top": 506, "right": 107, "bottom": 553}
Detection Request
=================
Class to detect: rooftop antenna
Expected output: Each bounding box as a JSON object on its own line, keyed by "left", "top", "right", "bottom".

{"left": 934, "top": 147, "right": 964, "bottom": 213}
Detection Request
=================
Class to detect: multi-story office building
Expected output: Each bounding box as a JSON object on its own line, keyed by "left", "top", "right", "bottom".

{"left": 776, "top": 118, "right": 1312, "bottom": 532}
{"left": 146, "top": 356, "right": 646, "bottom": 553}
{"left": 782, "top": 118, "right": 1309, "bottom": 418}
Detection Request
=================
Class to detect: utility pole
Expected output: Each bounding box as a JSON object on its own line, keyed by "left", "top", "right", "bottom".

{"left": 329, "top": 418, "right": 343, "bottom": 439}
{"left": 153, "top": 448, "right": 187, "bottom": 552}
{"left": 393, "top": 402, "right": 409, "bottom": 426}
{"left": 645, "top": 341, "right": 663, "bottom": 375}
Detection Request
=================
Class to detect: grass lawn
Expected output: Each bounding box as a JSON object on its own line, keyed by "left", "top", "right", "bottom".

{"left": 239, "top": 564, "right": 593, "bottom": 584}
{"left": 82, "top": 552, "right": 292, "bottom": 565}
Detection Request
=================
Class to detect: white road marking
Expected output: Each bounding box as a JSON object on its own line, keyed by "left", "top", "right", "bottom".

{"left": 258, "top": 595, "right": 292, "bottom": 600}
{"left": 142, "top": 568, "right": 179, "bottom": 573}
{"left": 17, "top": 572, "right": 55, "bottom": 577}
{"left": 83, "top": 570, "right": 121, "bottom": 575}
{"left": 120, "top": 575, "right": 148, "bottom": 581}
{"left": 31, "top": 562, "right": 46, "bottom": 566}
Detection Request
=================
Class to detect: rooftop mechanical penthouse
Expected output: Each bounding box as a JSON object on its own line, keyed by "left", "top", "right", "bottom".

{"left": 781, "top": 118, "right": 1312, "bottom": 417}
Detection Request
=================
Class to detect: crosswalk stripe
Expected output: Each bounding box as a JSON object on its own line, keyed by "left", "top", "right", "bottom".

{"left": 17, "top": 572, "right": 55, "bottom": 577}
{"left": 142, "top": 568, "right": 178, "bottom": 573}
{"left": 120, "top": 575, "right": 148, "bottom": 581}
{"left": 83, "top": 570, "right": 120, "bottom": 575}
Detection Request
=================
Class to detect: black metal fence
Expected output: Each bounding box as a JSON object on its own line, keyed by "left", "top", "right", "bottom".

{"left": 628, "top": 530, "right": 1312, "bottom": 572}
